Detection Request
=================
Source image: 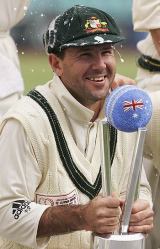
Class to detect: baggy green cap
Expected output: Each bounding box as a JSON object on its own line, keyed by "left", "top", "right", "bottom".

{"left": 43, "top": 5, "right": 125, "bottom": 54}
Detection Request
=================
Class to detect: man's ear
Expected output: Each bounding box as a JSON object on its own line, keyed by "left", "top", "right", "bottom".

{"left": 49, "top": 54, "right": 63, "bottom": 76}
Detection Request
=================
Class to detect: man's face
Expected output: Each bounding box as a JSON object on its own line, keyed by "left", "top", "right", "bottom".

{"left": 51, "top": 44, "right": 116, "bottom": 108}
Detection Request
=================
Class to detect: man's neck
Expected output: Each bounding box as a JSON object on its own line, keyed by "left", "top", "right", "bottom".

{"left": 89, "top": 100, "right": 104, "bottom": 122}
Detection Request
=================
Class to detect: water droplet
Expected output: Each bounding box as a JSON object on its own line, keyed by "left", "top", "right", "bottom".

{"left": 21, "top": 52, "right": 25, "bottom": 55}
{"left": 120, "top": 58, "right": 125, "bottom": 63}
{"left": 112, "top": 46, "right": 125, "bottom": 63}
{"left": 24, "top": 6, "right": 28, "bottom": 11}
{"left": 14, "top": 7, "right": 17, "bottom": 11}
{"left": 31, "top": 69, "right": 34, "bottom": 73}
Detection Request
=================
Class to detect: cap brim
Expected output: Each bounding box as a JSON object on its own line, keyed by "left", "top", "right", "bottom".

{"left": 61, "top": 33, "right": 125, "bottom": 49}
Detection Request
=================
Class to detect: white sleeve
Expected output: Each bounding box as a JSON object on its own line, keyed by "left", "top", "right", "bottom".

{"left": 0, "top": 0, "right": 30, "bottom": 32}
{"left": 0, "top": 119, "right": 50, "bottom": 248}
{"left": 0, "top": 0, "right": 30, "bottom": 96}
{"left": 0, "top": 53, "right": 24, "bottom": 98}
{"left": 132, "top": 0, "right": 160, "bottom": 31}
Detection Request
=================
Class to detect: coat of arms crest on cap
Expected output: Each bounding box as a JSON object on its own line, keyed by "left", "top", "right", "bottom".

{"left": 85, "top": 16, "right": 109, "bottom": 33}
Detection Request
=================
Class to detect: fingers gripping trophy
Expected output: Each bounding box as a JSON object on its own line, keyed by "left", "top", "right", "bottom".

{"left": 93, "top": 85, "right": 152, "bottom": 249}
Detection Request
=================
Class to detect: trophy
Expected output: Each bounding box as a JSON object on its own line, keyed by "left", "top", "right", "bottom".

{"left": 93, "top": 85, "right": 152, "bottom": 249}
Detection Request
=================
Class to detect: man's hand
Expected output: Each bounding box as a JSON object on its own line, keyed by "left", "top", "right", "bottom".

{"left": 128, "top": 199, "right": 154, "bottom": 234}
{"left": 37, "top": 194, "right": 121, "bottom": 237}
{"left": 82, "top": 195, "right": 121, "bottom": 234}
{"left": 111, "top": 73, "right": 136, "bottom": 90}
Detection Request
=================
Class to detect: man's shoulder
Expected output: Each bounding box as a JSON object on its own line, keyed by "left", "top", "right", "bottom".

{"left": 5, "top": 81, "right": 52, "bottom": 117}
{"left": 0, "top": 80, "right": 58, "bottom": 134}
{"left": 1, "top": 94, "right": 48, "bottom": 129}
{"left": 6, "top": 94, "right": 42, "bottom": 117}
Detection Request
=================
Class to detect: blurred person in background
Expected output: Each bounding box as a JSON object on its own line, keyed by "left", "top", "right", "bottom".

{"left": 133, "top": 0, "right": 160, "bottom": 92}
{"left": 133, "top": 0, "right": 160, "bottom": 248}
{"left": 0, "top": 5, "right": 153, "bottom": 249}
{"left": 0, "top": 0, "right": 30, "bottom": 117}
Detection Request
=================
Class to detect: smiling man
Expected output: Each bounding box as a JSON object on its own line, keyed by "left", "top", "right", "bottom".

{"left": 0, "top": 5, "right": 153, "bottom": 249}
{"left": 49, "top": 44, "right": 116, "bottom": 120}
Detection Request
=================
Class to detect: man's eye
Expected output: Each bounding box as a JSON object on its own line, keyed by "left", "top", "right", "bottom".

{"left": 103, "top": 50, "right": 113, "bottom": 55}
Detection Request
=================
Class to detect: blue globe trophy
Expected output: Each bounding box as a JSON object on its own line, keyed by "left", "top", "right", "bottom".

{"left": 93, "top": 85, "right": 152, "bottom": 249}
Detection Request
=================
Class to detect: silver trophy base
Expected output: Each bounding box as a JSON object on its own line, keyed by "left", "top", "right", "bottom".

{"left": 93, "top": 233, "right": 145, "bottom": 249}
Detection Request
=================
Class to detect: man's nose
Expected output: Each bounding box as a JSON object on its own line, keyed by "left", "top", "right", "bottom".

{"left": 91, "top": 54, "right": 106, "bottom": 69}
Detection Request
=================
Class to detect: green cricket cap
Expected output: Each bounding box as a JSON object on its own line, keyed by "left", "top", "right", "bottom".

{"left": 43, "top": 5, "right": 125, "bottom": 54}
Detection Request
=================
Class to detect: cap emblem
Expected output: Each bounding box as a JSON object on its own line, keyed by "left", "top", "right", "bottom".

{"left": 84, "top": 16, "right": 109, "bottom": 33}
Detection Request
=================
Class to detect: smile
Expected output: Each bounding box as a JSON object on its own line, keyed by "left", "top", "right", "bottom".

{"left": 86, "top": 76, "right": 106, "bottom": 82}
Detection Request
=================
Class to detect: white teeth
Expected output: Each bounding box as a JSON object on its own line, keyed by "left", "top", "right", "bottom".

{"left": 88, "top": 77, "right": 104, "bottom": 81}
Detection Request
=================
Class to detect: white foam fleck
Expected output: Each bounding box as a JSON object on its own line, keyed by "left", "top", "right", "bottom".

{"left": 49, "top": 19, "right": 55, "bottom": 30}
{"left": 64, "top": 20, "right": 69, "bottom": 25}
{"left": 49, "top": 16, "right": 59, "bottom": 31}
{"left": 106, "top": 40, "right": 113, "bottom": 43}
{"left": 64, "top": 43, "right": 77, "bottom": 47}
{"left": 81, "top": 42, "right": 88, "bottom": 46}
{"left": 46, "top": 16, "right": 61, "bottom": 51}
{"left": 24, "top": 6, "right": 28, "bottom": 11}
{"left": 94, "top": 36, "right": 104, "bottom": 43}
